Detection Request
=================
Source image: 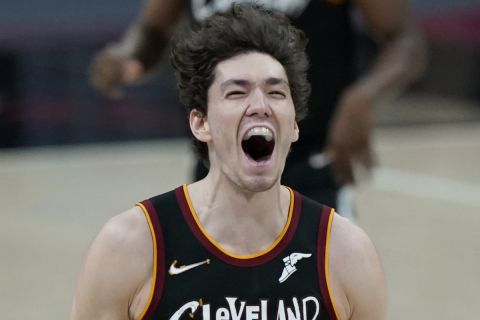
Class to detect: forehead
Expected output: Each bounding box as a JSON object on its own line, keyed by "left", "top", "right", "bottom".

{"left": 213, "top": 52, "right": 288, "bottom": 85}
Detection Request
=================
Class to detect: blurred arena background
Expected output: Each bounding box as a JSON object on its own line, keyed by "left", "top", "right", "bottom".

{"left": 1, "top": 0, "right": 479, "bottom": 319}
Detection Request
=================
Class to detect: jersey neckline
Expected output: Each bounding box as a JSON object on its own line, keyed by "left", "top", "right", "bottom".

{"left": 174, "top": 184, "right": 302, "bottom": 267}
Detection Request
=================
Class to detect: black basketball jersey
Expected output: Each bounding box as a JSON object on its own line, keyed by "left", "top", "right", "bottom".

{"left": 188, "top": 0, "right": 355, "bottom": 155}
{"left": 135, "top": 185, "right": 339, "bottom": 320}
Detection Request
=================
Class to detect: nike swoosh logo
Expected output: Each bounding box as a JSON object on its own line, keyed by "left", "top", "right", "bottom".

{"left": 168, "top": 259, "right": 211, "bottom": 275}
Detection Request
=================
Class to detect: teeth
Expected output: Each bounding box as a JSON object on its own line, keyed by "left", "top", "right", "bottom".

{"left": 243, "top": 127, "right": 273, "bottom": 142}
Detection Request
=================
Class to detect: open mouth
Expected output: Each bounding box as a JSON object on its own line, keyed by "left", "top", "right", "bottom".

{"left": 241, "top": 127, "right": 275, "bottom": 162}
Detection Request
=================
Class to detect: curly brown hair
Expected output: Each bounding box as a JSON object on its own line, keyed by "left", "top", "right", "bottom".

{"left": 170, "top": 3, "right": 310, "bottom": 163}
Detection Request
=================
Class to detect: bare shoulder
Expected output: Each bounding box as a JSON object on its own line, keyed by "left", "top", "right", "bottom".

{"left": 329, "top": 214, "right": 387, "bottom": 320}
{"left": 88, "top": 206, "right": 153, "bottom": 273}
{"left": 100, "top": 206, "right": 153, "bottom": 255}
{"left": 71, "top": 206, "right": 153, "bottom": 320}
{"left": 330, "top": 214, "right": 379, "bottom": 263}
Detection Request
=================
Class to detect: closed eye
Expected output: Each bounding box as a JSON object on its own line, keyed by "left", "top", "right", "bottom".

{"left": 269, "top": 91, "right": 287, "bottom": 98}
{"left": 226, "top": 91, "right": 246, "bottom": 99}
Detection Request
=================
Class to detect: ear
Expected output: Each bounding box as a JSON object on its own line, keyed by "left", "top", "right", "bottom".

{"left": 291, "top": 121, "right": 299, "bottom": 142}
{"left": 189, "top": 109, "right": 211, "bottom": 142}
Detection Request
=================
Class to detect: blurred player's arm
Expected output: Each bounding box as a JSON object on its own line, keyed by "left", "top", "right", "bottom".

{"left": 329, "top": 214, "right": 387, "bottom": 320}
{"left": 90, "top": 0, "right": 187, "bottom": 97}
{"left": 327, "top": 0, "right": 428, "bottom": 184}
{"left": 70, "top": 207, "right": 154, "bottom": 320}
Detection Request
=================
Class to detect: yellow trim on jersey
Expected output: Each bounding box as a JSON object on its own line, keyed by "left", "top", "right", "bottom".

{"left": 325, "top": 209, "right": 341, "bottom": 320}
{"left": 182, "top": 184, "right": 294, "bottom": 259}
{"left": 136, "top": 202, "right": 157, "bottom": 320}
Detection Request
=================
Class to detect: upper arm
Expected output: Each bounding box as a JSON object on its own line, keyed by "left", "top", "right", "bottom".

{"left": 142, "top": 0, "right": 188, "bottom": 30}
{"left": 355, "top": 0, "right": 418, "bottom": 39}
{"left": 329, "top": 214, "right": 387, "bottom": 320}
{"left": 71, "top": 207, "right": 153, "bottom": 320}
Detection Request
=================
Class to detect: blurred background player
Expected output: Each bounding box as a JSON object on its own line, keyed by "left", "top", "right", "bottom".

{"left": 89, "top": 0, "right": 427, "bottom": 217}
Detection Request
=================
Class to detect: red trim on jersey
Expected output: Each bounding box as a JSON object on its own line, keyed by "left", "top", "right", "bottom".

{"left": 317, "top": 206, "right": 338, "bottom": 320}
{"left": 139, "top": 199, "right": 166, "bottom": 319}
{"left": 175, "top": 186, "right": 302, "bottom": 267}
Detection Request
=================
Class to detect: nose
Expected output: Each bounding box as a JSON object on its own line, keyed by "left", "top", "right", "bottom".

{"left": 246, "top": 88, "right": 272, "bottom": 117}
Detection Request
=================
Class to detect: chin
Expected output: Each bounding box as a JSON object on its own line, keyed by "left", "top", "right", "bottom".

{"left": 240, "top": 174, "right": 279, "bottom": 193}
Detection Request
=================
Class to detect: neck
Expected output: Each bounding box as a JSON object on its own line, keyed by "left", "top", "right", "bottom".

{"left": 186, "top": 173, "right": 291, "bottom": 255}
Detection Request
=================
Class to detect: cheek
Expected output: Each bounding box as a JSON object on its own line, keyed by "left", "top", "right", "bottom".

{"left": 209, "top": 114, "right": 236, "bottom": 146}
{"left": 279, "top": 110, "right": 298, "bottom": 143}
{"left": 208, "top": 106, "right": 241, "bottom": 138}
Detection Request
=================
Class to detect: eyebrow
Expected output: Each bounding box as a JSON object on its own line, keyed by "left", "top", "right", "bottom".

{"left": 265, "top": 77, "right": 289, "bottom": 87}
{"left": 220, "top": 77, "right": 289, "bottom": 93}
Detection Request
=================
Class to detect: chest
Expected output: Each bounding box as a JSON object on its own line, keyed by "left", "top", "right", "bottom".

{"left": 160, "top": 248, "right": 323, "bottom": 320}
{"left": 140, "top": 188, "right": 335, "bottom": 320}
